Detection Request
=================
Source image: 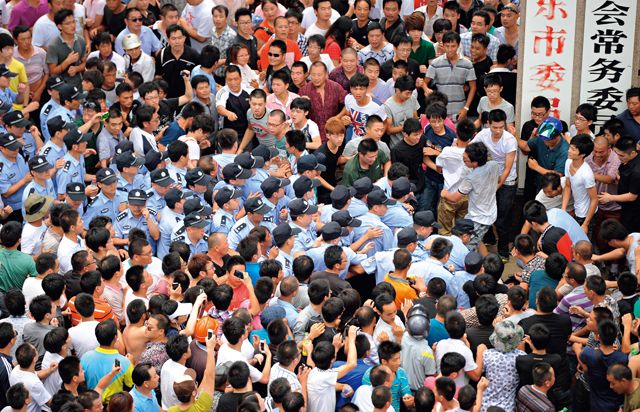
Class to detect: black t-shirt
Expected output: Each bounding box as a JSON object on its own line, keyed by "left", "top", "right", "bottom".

{"left": 466, "top": 325, "right": 494, "bottom": 358}
{"left": 391, "top": 136, "right": 427, "bottom": 192}
{"left": 380, "top": 58, "right": 420, "bottom": 82}
{"left": 618, "top": 156, "right": 640, "bottom": 230}
{"left": 515, "top": 352, "right": 566, "bottom": 389}
{"left": 351, "top": 19, "right": 371, "bottom": 48}
{"left": 156, "top": 46, "right": 200, "bottom": 98}
{"left": 0, "top": 353, "right": 11, "bottom": 408}
{"left": 317, "top": 141, "right": 346, "bottom": 204}
{"left": 309, "top": 271, "right": 351, "bottom": 296}
{"left": 469, "top": 57, "right": 493, "bottom": 117}
{"left": 104, "top": 8, "right": 127, "bottom": 37}
{"left": 158, "top": 98, "right": 181, "bottom": 129}
{"left": 217, "top": 392, "right": 249, "bottom": 412}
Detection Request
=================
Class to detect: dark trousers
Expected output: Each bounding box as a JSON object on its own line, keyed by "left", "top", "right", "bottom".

{"left": 419, "top": 179, "right": 443, "bottom": 215}
{"left": 496, "top": 184, "right": 517, "bottom": 256}
{"left": 572, "top": 379, "right": 590, "bottom": 412}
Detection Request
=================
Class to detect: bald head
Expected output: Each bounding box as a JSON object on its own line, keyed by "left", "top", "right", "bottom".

{"left": 280, "top": 276, "right": 299, "bottom": 297}
{"left": 594, "top": 135, "right": 609, "bottom": 148}
{"left": 574, "top": 240, "right": 593, "bottom": 261}
{"left": 208, "top": 232, "right": 227, "bottom": 249}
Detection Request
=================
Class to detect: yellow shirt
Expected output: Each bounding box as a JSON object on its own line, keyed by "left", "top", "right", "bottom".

{"left": 8, "top": 58, "right": 27, "bottom": 110}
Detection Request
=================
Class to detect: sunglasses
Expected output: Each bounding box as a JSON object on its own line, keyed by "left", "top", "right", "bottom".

{"left": 268, "top": 53, "right": 281, "bottom": 57}
{"left": 129, "top": 17, "right": 143, "bottom": 22}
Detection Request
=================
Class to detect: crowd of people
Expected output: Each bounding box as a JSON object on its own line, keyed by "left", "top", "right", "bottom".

{"left": 0, "top": 0, "right": 639, "bottom": 411}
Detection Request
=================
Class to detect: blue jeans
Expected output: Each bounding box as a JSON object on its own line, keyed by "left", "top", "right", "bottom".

{"left": 496, "top": 184, "right": 517, "bottom": 256}
{"left": 419, "top": 179, "right": 443, "bottom": 214}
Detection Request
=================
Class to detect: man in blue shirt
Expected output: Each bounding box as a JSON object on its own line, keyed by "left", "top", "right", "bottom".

{"left": 40, "top": 76, "right": 64, "bottom": 142}
{"left": 56, "top": 129, "right": 92, "bottom": 199}
{"left": 83, "top": 168, "right": 126, "bottom": 229}
{"left": 352, "top": 189, "right": 395, "bottom": 257}
{"left": 130, "top": 363, "right": 160, "bottom": 412}
{"left": 0, "top": 133, "right": 29, "bottom": 216}
{"left": 616, "top": 87, "right": 640, "bottom": 143}
{"left": 157, "top": 188, "right": 186, "bottom": 259}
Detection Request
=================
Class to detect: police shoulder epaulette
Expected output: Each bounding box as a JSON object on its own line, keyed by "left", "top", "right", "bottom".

{"left": 42, "top": 147, "right": 51, "bottom": 156}
{"left": 117, "top": 187, "right": 127, "bottom": 192}
{"left": 174, "top": 235, "right": 185, "bottom": 241}
{"left": 116, "top": 211, "right": 128, "bottom": 221}
{"left": 28, "top": 187, "right": 35, "bottom": 196}
{"left": 0, "top": 163, "right": 4, "bottom": 173}
{"left": 203, "top": 234, "right": 209, "bottom": 241}
{"left": 220, "top": 215, "right": 227, "bottom": 226}
{"left": 148, "top": 209, "right": 157, "bottom": 216}
{"left": 234, "top": 222, "right": 247, "bottom": 233}
{"left": 63, "top": 161, "right": 71, "bottom": 172}
{"left": 43, "top": 105, "right": 52, "bottom": 115}
{"left": 175, "top": 226, "right": 186, "bottom": 236}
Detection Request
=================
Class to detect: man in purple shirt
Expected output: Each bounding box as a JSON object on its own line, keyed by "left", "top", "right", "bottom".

{"left": 8, "top": 0, "right": 49, "bottom": 30}
{"left": 554, "top": 262, "right": 592, "bottom": 332}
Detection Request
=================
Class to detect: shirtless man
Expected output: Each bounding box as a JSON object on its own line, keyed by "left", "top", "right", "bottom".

{"left": 122, "top": 299, "right": 150, "bottom": 361}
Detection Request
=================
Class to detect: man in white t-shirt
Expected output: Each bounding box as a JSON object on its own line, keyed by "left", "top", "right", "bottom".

{"left": 336, "top": 73, "right": 388, "bottom": 139}
{"left": 304, "top": 0, "right": 333, "bottom": 39}
{"left": 181, "top": 0, "right": 215, "bottom": 52}
{"left": 352, "top": 364, "right": 395, "bottom": 412}
{"left": 469, "top": 109, "right": 517, "bottom": 259}
{"left": 9, "top": 343, "right": 53, "bottom": 412}
{"left": 57, "top": 209, "right": 86, "bottom": 274}
{"left": 216, "top": 317, "right": 272, "bottom": 384}
{"left": 434, "top": 312, "right": 483, "bottom": 387}
{"left": 68, "top": 293, "right": 100, "bottom": 359}
{"left": 536, "top": 173, "right": 572, "bottom": 211}
{"left": 160, "top": 335, "right": 191, "bottom": 410}
{"left": 22, "top": 194, "right": 53, "bottom": 256}
{"left": 562, "top": 134, "right": 597, "bottom": 232}
{"left": 23, "top": 253, "right": 58, "bottom": 309}
{"left": 372, "top": 294, "right": 405, "bottom": 344}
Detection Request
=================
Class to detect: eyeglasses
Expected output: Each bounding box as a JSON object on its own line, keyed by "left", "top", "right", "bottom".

{"left": 129, "top": 17, "right": 143, "bottom": 22}
{"left": 268, "top": 122, "right": 284, "bottom": 127}
{"left": 268, "top": 53, "right": 281, "bottom": 57}
{"left": 531, "top": 111, "right": 547, "bottom": 118}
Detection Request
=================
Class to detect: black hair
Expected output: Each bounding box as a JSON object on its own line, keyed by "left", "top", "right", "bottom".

{"left": 465, "top": 142, "right": 488, "bottom": 166}
{"left": 440, "top": 352, "right": 466, "bottom": 376}
{"left": 475, "top": 295, "right": 499, "bottom": 326}
{"left": 166, "top": 335, "right": 190, "bottom": 361}
{"left": 536, "top": 286, "right": 558, "bottom": 313}
{"left": 74, "top": 293, "right": 95, "bottom": 318}
{"left": 228, "top": 360, "right": 251, "bottom": 389}
{"left": 545, "top": 253, "right": 568, "bottom": 281}
{"left": 444, "top": 311, "right": 466, "bottom": 339}
{"left": 322, "top": 297, "right": 344, "bottom": 323}
{"left": 30, "top": 295, "right": 53, "bottom": 322}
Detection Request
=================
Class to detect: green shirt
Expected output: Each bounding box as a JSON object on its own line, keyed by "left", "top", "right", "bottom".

{"left": 410, "top": 39, "right": 436, "bottom": 66}
{"left": 0, "top": 247, "right": 37, "bottom": 292}
{"left": 341, "top": 150, "right": 389, "bottom": 186}
{"left": 168, "top": 391, "right": 212, "bottom": 412}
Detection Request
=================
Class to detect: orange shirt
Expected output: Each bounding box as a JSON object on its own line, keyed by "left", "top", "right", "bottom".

{"left": 255, "top": 21, "right": 275, "bottom": 45}
{"left": 258, "top": 38, "right": 303, "bottom": 71}
{"left": 325, "top": 37, "right": 341, "bottom": 63}
{"left": 68, "top": 295, "right": 117, "bottom": 326}
{"left": 384, "top": 273, "right": 418, "bottom": 307}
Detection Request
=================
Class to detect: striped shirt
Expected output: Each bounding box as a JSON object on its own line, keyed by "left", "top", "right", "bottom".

{"left": 268, "top": 363, "right": 302, "bottom": 392}
{"left": 426, "top": 54, "right": 476, "bottom": 116}
{"left": 516, "top": 385, "right": 555, "bottom": 412}
{"left": 553, "top": 285, "right": 593, "bottom": 331}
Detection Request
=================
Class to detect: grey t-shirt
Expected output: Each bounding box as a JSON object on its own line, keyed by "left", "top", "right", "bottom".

{"left": 247, "top": 108, "right": 276, "bottom": 148}
{"left": 343, "top": 137, "right": 391, "bottom": 159}
{"left": 384, "top": 95, "right": 420, "bottom": 148}
{"left": 400, "top": 333, "right": 437, "bottom": 390}
{"left": 477, "top": 96, "right": 516, "bottom": 125}
{"left": 22, "top": 322, "right": 54, "bottom": 356}
{"left": 458, "top": 160, "right": 500, "bottom": 226}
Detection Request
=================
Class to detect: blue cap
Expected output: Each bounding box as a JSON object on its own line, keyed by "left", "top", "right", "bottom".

{"left": 537, "top": 117, "right": 563, "bottom": 140}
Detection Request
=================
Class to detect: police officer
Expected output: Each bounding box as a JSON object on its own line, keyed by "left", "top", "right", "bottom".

{"left": 245, "top": 144, "right": 278, "bottom": 195}
{"left": 144, "top": 149, "right": 168, "bottom": 174}
{"left": 409, "top": 211, "right": 442, "bottom": 260}
{"left": 234, "top": 152, "right": 264, "bottom": 199}
{"left": 83, "top": 168, "right": 126, "bottom": 229}
{"left": 382, "top": 177, "right": 415, "bottom": 231}
{"left": 211, "top": 186, "right": 242, "bottom": 235}
{"left": 352, "top": 189, "right": 395, "bottom": 257}
{"left": 272, "top": 222, "right": 301, "bottom": 278}
{"left": 348, "top": 177, "right": 374, "bottom": 218}
{"left": 427, "top": 218, "right": 473, "bottom": 272}
{"left": 146, "top": 168, "right": 175, "bottom": 215}
{"left": 165, "top": 140, "right": 189, "bottom": 188}
{"left": 48, "top": 84, "right": 80, "bottom": 126}
{"left": 22, "top": 155, "right": 56, "bottom": 215}
{"left": 361, "top": 226, "right": 422, "bottom": 284}
{"left": 185, "top": 167, "right": 213, "bottom": 205}
{"left": 261, "top": 176, "right": 290, "bottom": 230}
{"left": 56, "top": 129, "right": 91, "bottom": 199}
{"left": 306, "top": 221, "right": 368, "bottom": 279}
{"left": 157, "top": 188, "right": 186, "bottom": 258}
{"left": 0, "top": 133, "right": 29, "bottom": 219}
{"left": 110, "top": 140, "right": 135, "bottom": 171}
{"left": 320, "top": 185, "right": 356, "bottom": 223}
{"left": 114, "top": 189, "right": 160, "bottom": 243}
{"left": 286, "top": 154, "right": 326, "bottom": 201}
{"left": 331, "top": 209, "right": 370, "bottom": 249}
{"left": 173, "top": 212, "right": 209, "bottom": 255}
{"left": 3, "top": 111, "right": 40, "bottom": 159}
{"left": 228, "top": 196, "right": 273, "bottom": 250}
{"left": 40, "top": 116, "right": 72, "bottom": 186}
{"left": 115, "top": 151, "right": 149, "bottom": 194}
{"left": 171, "top": 197, "right": 213, "bottom": 241}
{"left": 289, "top": 198, "right": 319, "bottom": 253}
{"left": 213, "top": 163, "right": 252, "bottom": 208}
{"left": 40, "top": 76, "right": 65, "bottom": 141}
{"left": 292, "top": 175, "right": 319, "bottom": 206}
{"left": 65, "top": 183, "right": 86, "bottom": 214}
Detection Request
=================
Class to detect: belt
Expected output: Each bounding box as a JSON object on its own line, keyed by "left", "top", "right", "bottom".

{"left": 503, "top": 180, "right": 517, "bottom": 186}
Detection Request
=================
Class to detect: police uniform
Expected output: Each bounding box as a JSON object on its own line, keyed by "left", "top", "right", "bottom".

{"left": 262, "top": 196, "right": 289, "bottom": 231}
{"left": 213, "top": 181, "right": 247, "bottom": 211}
{"left": 158, "top": 206, "right": 184, "bottom": 258}
{"left": 147, "top": 168, "right": 176, "bottom": 215}
{"left": 409, "top": 258, "right": 455, "bottom": 295}
{"left": 361, "top": 248, "right": 424, "bottom": 284}
{"left": 56, "top": 153, "right": 86, "bottom": 197}
{"left": 227, "top": 215, "right": 256, "bottom": 251}
{"left": 245, "top": 167, "right": 269, "bottom": 198}
{"left": 291, "top": 221, "right": 317, "bottom": 252}
{"left": 21, "top": 132, "right": 37, "bottom": 159}
{"left": 146, "top": 189, "right": 167, "bottom": 216}
{"left": 320, "top": 205, "right": 340, "bottom": 224}
{"left": 47, "top": 105, "right": 76, "bottom": 128}
{"left": 166, "top": 163, "right": 187, "bottom": 188}
{"left": 117, "top": 173, "right": 150, "bottom": 194}
{"left": 114, "top": 209, "right": 157, "bottom": 240}
{"left": 211, "top": 208, "right": 236, "bottom": 235}
{"left": 39, "top": 140, "right": 67, "bottom": 168}
{"left": 307, "top": 243, "right": 368, "bottom": 279}
{"left": 83, "top": 191, "right": 125, "bottom": 229}
{"left": 22, "top": 181, "right": 56, "bottom": 213}
{"left": 348, "top": 198, "right": 369, "bottom": 218}
{"left": 275, "top": 248, "right": 295, "bottom": 278}
{"left": 381, "top": 202, "right": 413, "bottom": 231}
{"left": 0, "top": 149, "right": 29, "bottom": 211}
{"left": 40, "top": 99, "right": 61, "bottom": 142}
{"left": 172, "top": 223, "right": 209, "bottom": 255}
{"left": 427, "top": 234, "right": 470, "bottom": 272}
{"left": 352, "top": 212, "right": 394, "bottom": 257}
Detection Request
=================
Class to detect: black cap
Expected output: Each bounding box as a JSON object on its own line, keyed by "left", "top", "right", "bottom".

{"left": 273, "top": 223, "right": 302, "bottom": 245}
{"left": 0, "top": 64, "right": 16, "bottom": 78}
{"left": 331, "top": 210, "right": 361, "bottom": 227}
{"left": 47, "top": 116, "right": 76, "bottom": 136}
{"left": 366, "top": 189, "right": 396, "bottom": 207}
{"left": 63, "top": 129, "right": 91, "bottom": 146}
{"left": 66, "top": 182, "right": 86, "bottom": 201}
{"left": 165, "top": 188, "right": 185, "bottom": 208}
{"left": 244, "top": 197, "right": 273, "bottom": 214}
{"left": 0, "top": 100, "right": 11, "bottom": 114}
{"left": 184, "top": 212, "right": 209, "bottom": 228}
{"left": 186, "top": 168, "right": 212, "bottom": 186}
{"left": 145, "top": 150, "right": 168, "bottom": 171}
{"left": 321, "top": 221, "right": 348, "bottom": 241}
{"left": 28, "top": 155, "right": 53, "bottom": 172}
{"left": 453, "top": 218, "right": 475, "bottom": 234}
{"left": 96, "top": 168, "right": 117, "bottom": 185}
{"left": 222, "top": 163, "right": 252, "bottom": 180}
{"left": 150, "top": 168, "right": 175, "bottom": 187}
{"left": 184, "top": 197, "right": 213, "bottom": 216}
{"left": 330, "top": 185, "right": 356, "bottom": 208}
{"left": 413, "top": 211, "right": 442, "bottom": 229}
{"left": 46, "top": 76, "right": 65, "bottom": 90}
{"left": 235, "top": 152, "right": 265, "bottom": 169}
{"left": 128, "top": 189, "right": 148, "bottom": 206}
{"left": 293, "top": 176, "right": 320, "bottom": 198}
{"left": 260, "top": 176, "right": 290, "bottom": 198}
{"left": 289, "top": 198, "right": 318, "bottom": 216}
{"left": 252, "top": 144, "right": 279, "bottom": 161}
{"left": 115, "top": 141, "right": 134, "bottom": 156}
{"left": 116, "top": 151, "right": 144, "bottom": 170}
{"left": 0, "top": 133, "right": 22, "bottom": 150}
{"left": 297, "top": 154, "right": 326, "bottom": 172}
{"left": 214, "top": 186, "right": 242, "bottom": 208}
{"left": 391, "top": 177, "right": 416, "bottom": 199}
{"left": 397, "top": 227, "right": 418, "bottom": 247}
{"left": 352, "top": 177, "right": 374, "bottom": 196}
{"left": 59, "top": 84, "right": 81, "bottom": 102}
{"left": 464, "top": 251, "right": 483, "bottom": 271}
{"left": 3, "top": 111, "right": 31, "bottom": 128}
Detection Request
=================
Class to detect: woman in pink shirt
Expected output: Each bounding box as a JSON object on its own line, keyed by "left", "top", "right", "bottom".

{"left": 8, "top": 0, "right": 49, "bottom": 30}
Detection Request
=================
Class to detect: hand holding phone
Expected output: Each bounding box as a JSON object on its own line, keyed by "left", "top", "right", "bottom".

{"left": 234, "top": 270, "right": 244, "bottom": 279}
{"left": 114, "top": 359, "right": 120, "bottom": 368}
{"left": 207, "top": 329, "right": 214, "bottom": 340}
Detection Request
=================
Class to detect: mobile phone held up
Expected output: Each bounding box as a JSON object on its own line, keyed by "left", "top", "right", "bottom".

{"left": 207, "top": 329, "right": 214, "bottom": 340}
{"left": 114, "top": 359, "right": 120, "bottom": 368}
{"left": 234, "top": 270, "right": 244, "bottom": 279}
